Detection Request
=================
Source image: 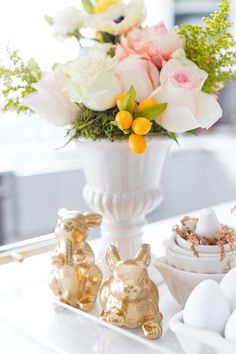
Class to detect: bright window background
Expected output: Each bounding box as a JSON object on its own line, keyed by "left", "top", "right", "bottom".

{"left": 0, "top": 0, "right": 175, "bottom": 171}
{"left": 0, "top": 1, "right": 83, "bottom": 170}
{"left": 0, "top": 0, "right": 175, "bottom": 68}
{"left": 0, "top": 0, "right": 81, "bottom": 68}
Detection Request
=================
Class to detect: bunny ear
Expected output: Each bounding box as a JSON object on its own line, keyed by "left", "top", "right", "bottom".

{"left": 106, "top": 245, "right": 121, "bottom": 271}
{"left": 83, "top": 213, "right": 102, "bottom": 228}
{"left": 135, "top": 244, "right": 151, "bottom": 267}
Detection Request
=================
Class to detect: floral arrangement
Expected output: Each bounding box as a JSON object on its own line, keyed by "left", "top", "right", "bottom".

{"left": 0, "top": 0, "right": 235, "bottom": 154}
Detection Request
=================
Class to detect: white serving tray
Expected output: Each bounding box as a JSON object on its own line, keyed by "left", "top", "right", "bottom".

{"left": 0, "top": 237, "right": 184, "bottom": 354}
{"left": 54, "top": 284, "right": 184, "bottom": 354}
{"left": 169, "top": 311, "right": 236, "bottom": 354}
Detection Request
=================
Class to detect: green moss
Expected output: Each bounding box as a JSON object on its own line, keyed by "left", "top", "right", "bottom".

{"left": 179, "top": 0, "right": 236, "bottom": 94}
{"left": 68, "top": 105, "right": 126, "bottom": 142}
{"left": 67, "top": 105, "right": 178, "bottom": 143}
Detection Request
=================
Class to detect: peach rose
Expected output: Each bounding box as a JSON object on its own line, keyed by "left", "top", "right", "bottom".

{"left": 116, "top": 55, "right": 160, "bottom": 103}
{"left": 23, "top": 69, "right": 79, "bottom": 127}
{"left": 150, "top": 57, "right": 222, "bottom": 133}
{"left": 117, "top": 22, "right": 185, "bottom": 68}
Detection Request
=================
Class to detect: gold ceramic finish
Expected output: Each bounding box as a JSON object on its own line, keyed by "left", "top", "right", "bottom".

{"left": 100, "top": 244, "right": 163, "bottom": 339}
{"left": 49, "top": 209, "right": 102, "bottom": 312}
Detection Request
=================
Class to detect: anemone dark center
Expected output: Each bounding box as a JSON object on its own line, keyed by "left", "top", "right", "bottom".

{"left": 114, "top": 15, "right": 125, "bottom": 24}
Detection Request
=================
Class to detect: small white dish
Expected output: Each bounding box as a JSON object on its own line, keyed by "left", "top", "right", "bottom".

{"left": 167, "top": 238, "right": 225, "bottom": 258}
{"left": 176, "top": 234, "right": 235, "bottom": 254}
{"left": 169, "top": 311, "right": 236, "bottom": 354}
{"left": 166, "top": 245, "right": 235, "bottom": 274}
{"left": 155, "top": 257, "right": 224, "bottom": 306}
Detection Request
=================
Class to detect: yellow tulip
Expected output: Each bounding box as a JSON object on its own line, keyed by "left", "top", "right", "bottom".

{"left": 95, "top": 0, "right": 121, "bottom": 14}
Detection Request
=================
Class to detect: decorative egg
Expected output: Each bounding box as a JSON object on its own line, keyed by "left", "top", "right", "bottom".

{"left": 225, "top": 310, "right": 236, "bottom": 342}
{"left": 220, "top": 268, "right": 236, "bottom": 313}
{"left": 183, "top": 279, "right": 230, "bottom": 334}
{"left": 195, "top": 208, "right": 221, "bottom": 243}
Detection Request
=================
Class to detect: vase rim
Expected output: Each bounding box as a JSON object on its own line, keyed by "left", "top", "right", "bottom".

{"left": 75, "top": 135, "right": 172, "bottom": 146}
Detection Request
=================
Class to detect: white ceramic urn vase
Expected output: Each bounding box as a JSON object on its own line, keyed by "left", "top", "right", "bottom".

{"left": 76, "top": 136, "right": 171, "bottom": 265}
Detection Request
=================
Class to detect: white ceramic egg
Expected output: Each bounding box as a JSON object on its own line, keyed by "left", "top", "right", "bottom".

{"left": 225, "top": 310, "right": 236, "bottom": 342}
{"left": 195, "top": 208, "right": 221, "bottom": 243}
{"left": 220, "top": 268, "right": 236, "bottom": 313}
{"left": 183, "top": 279, "right": 230, "bottom": 334}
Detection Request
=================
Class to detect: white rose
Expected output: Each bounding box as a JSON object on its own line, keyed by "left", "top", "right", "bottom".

{"left": 23, "top": 69, "right": 79, "bottom": 127}
{"left": 150, "top": 57, "right": 222, "bottom": 133}
{"left": 94, "top": 0, "right": 146, "bottom": 35}
{"left": 51, "top": 7, "right": 87, "bottom": 38}
{"left": 87, "top": 42, "right": 114, "bottom": 55}
{"left": 64, "top": 50, "right": 121, "bottom": 111}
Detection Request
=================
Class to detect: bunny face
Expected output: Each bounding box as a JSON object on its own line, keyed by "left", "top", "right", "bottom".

{"left": 55, "top": 209, "right": 102, "bottom": 242}
{"left": 110, "top": 260, "right": 150, "bottom": 301}
{"left": 56, "top": 217, "right": 87, "bottom": 242}
{"left": 106, "top": 244, "right": 152, "bottom": 301}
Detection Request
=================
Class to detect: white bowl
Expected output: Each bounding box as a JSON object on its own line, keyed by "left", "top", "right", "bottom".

{"left": 169, "top": 311, "right": 236, "bottom": 354}
{"left": 166, "top": 244, "right": 236, "bottom": 274}
{"left": 167, "top": 238, "right": 229, "bottom": 258}
{"left": 176, "top": 234, "right": 235, "bottom": 254}
{"left": 155, "top": 257, "right": 224, "bottom": 306}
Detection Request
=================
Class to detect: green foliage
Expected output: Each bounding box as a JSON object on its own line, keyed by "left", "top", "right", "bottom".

{"left": 111, "top": 120, "right": 131, "bottom": 135}
{"left": 151, "top": 121, "right": 178, "bottom": 143}
{"left": 98, "top": 31, "right": 120, "bottom": 44}
{"left": 107, "top": 46, "right": 116, "bottom": 57}
{"left": 186, "top": 129, "right": 198, "bottom": 136}
{"left": 119, "top": 85, "right": 136, "bottom": 113}
{"left": 179, "top": 0, "right": 236, "bottom": 94}
{"left": 44, "top": 15, "right": 53, "bottom": 26}
{"left": 135, "top": 103, "right": 168, "bottom": 121}
{"left": 81, "top": 0, "right": 95, "bottom": 14}
{"left": 67, "top": 29, "right": 84, "bottom": 43}
{"left": 0, "top": 49, "right": 42, "bottom": 113}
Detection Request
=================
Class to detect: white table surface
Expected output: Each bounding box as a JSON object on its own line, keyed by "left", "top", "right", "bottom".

{"left": 0, "top": 201, "right": 235, "bottom": 354}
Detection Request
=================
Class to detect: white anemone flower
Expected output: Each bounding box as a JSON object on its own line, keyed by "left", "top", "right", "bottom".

{"left": 93, "top": 0, "right": 146, "bottom": 36}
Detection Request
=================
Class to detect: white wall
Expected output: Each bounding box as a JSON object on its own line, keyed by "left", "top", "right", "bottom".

{"left": 0, "top": 0, "right": 81, "bottom": 68}
{"left": 144, "top": 0, "right": 174, "bottom": 28}
{"left": 0, "top": 0, "right": 175, "bottom": 69}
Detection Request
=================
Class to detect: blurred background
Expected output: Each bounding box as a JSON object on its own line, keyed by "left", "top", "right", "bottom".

{"left": 0, "top": 0, "right": 236, "bottom": 245}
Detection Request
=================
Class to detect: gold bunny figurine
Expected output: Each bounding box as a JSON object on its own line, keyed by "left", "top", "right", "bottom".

{"left": 100, "top": 244, "right": 163, "bottom": 339}
{"left": 49, "top": 209, "right": 102, "bottom": 312}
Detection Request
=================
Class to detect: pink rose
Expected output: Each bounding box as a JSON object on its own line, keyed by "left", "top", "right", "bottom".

{"left": 117, "top": 22, "right": 185, "bottom": 68}
{"left": 116, "top": 43, "right": 134, "bottom": 61}
{"left": 23, "top": 69, "right": 79, "bottom": 126}
{"left": 150, "top": 57, "right": 222, "bottom": 133}
{"left": 115, "top": 55, "right": 160, "bottom": 102}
